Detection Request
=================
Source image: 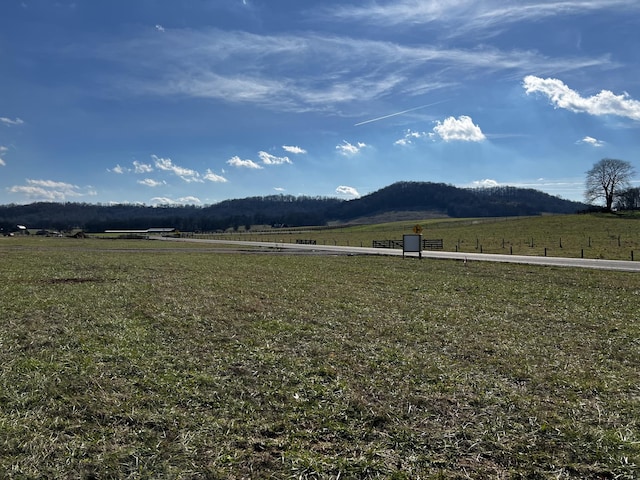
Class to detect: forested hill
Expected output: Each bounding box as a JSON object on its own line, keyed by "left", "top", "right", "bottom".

{"left": 0, "top": 182, "right": 587, "bottom": 233}
{"left": 328, "top": 182, "right": 586, "bottom": 220}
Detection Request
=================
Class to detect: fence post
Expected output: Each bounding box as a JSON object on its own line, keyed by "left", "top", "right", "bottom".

{"left": 581, "top": 249, "right": 584, "bottom": 259}
{"left": 544, "top": 247, "right": 547, "bottom": 256}
{"left": 510, "top": 246, "right": 513, "bottom": 255}
{"left": 632, "top": 251, "right": 634, "bottom": 261}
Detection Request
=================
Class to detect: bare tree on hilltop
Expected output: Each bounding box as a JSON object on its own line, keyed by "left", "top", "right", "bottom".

{"left": 585, "top": 158, "right": 635, "bottom": 212}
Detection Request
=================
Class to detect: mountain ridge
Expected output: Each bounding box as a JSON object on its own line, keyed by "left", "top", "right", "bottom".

{"left": 0, "top": 181, "right": 588, "bottom": 233}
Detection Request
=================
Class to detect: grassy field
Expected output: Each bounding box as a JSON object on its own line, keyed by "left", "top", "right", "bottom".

{"left": 208, "top": 213, "right": 640, "bottom": 261}
{"left": 1, "top": 234, "right": 639, "bottom": 478}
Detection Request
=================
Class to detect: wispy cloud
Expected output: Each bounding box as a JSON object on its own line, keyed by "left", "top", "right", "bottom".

{"left": 394, "top": 129, "right": 429, "bottom": 146}
{"left": 138, "top": 178, "right": 166, "bottom": 187}
{"left": 203, "top": 169, "right": 228, "bottom": 183}
{"left": 152, "top": 155, "right": 203, "bottom": 183}
{"left": 524, "top": 75, "right": 640, "bottom": 121}
{"left": 109, "top": 160, "right": 154, "bottom": 174}
{"left": 178, "top": 196, "right": 201, "bottom": 204}
{"left": 8, "top": 179, "right": 96, "bottom": 201}
{"left": 336, "top": 141, "right": 367, "bottom": 156}
{"left": 109, "top": 164, "right": 126, "bottom": 174}
{"left": 155, "top": 24, "right": 165, "bottom": 32}
{"left": 227, "top": 156, "right": 263, "bottom": 169}
{"left": 88, "top": 28, "right": 611, "bottom": 115}
{"left": 151, "top": 196, "right": 174, "bottom": 205}
{"left": 151, "top": 196, "right": 202, "bottom": 205}
{"left": 336, "top": 185, "right": 360, "bottom": 197}
{"left": 0, "top": 146, "right": 8, "bottom": 166}
{"left": 330, "top": 1, "right": 640, "bottom": 37}
{"left": 282, "top": 145, "right": 307, "bottom": 154}
{"left": 577, "top": 136, "right": 605, "bottom": 147}
{"left": 432, "top": 115, "right": 486, "bottom": 142}
{"left": 258, "top": 151, "right": 291, "bottom": 165}
{"left": 134, "top": 160, "right": 154, "bottom": 173}
{"left": 0, "top": 117, "right": 24, "bottom": 126}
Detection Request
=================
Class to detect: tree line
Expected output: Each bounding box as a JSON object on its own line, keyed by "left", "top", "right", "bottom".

{"left": 0, "top": 181, "right": 602, "bottom": 234}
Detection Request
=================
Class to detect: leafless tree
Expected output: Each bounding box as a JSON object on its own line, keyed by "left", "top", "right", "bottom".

{"left": 585, "top": 158, "right": 635, "bottom": 212}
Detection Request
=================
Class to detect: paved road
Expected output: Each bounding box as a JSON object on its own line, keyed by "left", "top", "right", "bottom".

{"left": 153, "top": 236, "right": 640, "bottom": 272}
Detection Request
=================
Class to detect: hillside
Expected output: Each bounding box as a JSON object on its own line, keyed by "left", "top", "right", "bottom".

{"left": 0, "top": 182, "right": 587, "bottom": 233}
{"left": 329, "top": 182, "right": 585, "bottom": 220}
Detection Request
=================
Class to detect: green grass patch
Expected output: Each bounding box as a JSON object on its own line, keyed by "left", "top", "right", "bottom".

{"left": 0, "top": 237, "right": 638, "bottom": 478}
{"left": 210, "top": 213, "right": 640, "bottom": 261}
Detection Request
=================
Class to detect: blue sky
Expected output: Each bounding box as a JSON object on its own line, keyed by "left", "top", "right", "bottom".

{"left": 1, "top": 0, "right": 639, "bottom": 205}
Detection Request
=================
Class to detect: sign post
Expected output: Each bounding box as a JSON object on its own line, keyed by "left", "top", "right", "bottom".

{"left": 403, "top": 233, "right": 422, "bottom": 259}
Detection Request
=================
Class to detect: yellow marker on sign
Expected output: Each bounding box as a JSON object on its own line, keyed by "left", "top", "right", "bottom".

{"left": 413, "top": 224, "right": 423, "bottom": 234}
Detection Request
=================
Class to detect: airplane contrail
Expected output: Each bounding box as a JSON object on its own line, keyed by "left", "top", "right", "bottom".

{"left": 354, "top": 101, "right": 446, "bottom": 126}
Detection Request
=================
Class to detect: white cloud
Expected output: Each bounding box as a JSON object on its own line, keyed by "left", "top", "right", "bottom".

{"left": 274, "top": 187, "right": 286, "bottom": 192}
{"left": 150, "top": 196, "right": 201, "bottom": 205}
{"left": 152, "top": 155, "right": 203, "bottom": 182}
{"left": 133, "top": 160, "right": 153, "bottom": 173}
{"left": 336, "top": 185, "right": 360, "bottom": 197}
{"left": 177, "top": 196, "right": 201, "bottom": 204}
{"left": 151, "top": 197, "right": 174, "bottom": 205}
{"left": 336, "top": 140, "right": 367, "bottom": 156}
{"left": 471, "top": 179, "right": 500, "bottom": 188}
{"left": 155, "top": 24, "right": 165, "bottom": 32}
{"left": 258, "top": 151, "right": 291, "bottom": 165}
{"left": 331, "top": 1, "right": 640, "bottom": 37}
{"left": 110, "top": 164, "right": 126, "bottom": 174}
{"left": 203, "top": 169, "right": 228, "bottom": 183}
{"left": 394, "top": 129, "right": 429, "bottom": 146}
{"left": 523, "top": 75, "right": 640, "bottom": 121}
{"left": 578, "top": 136, "right": 605, "bottom": 147}
{"left": 282, "top": 145, "right": 307, "bottom": 154}
{"left": 138, "top": 178, "right": 166, "bottom": 187}
{"left": 0, "top": 117, "right": 24, "bottom": 126}
{"left": 0, "top": 146, "right": 7, "bottom": 166}
{"left": 227, "top": 156, "right": 263, "bottom": 169}
{"left": 8, "top": 179, "right": 93, "bottom": 201}
{"left": 93, "top": 27, "right": 611, "bottom": 116}
{"left": 432, "top": 115, "right": 486, "bottom": 142}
